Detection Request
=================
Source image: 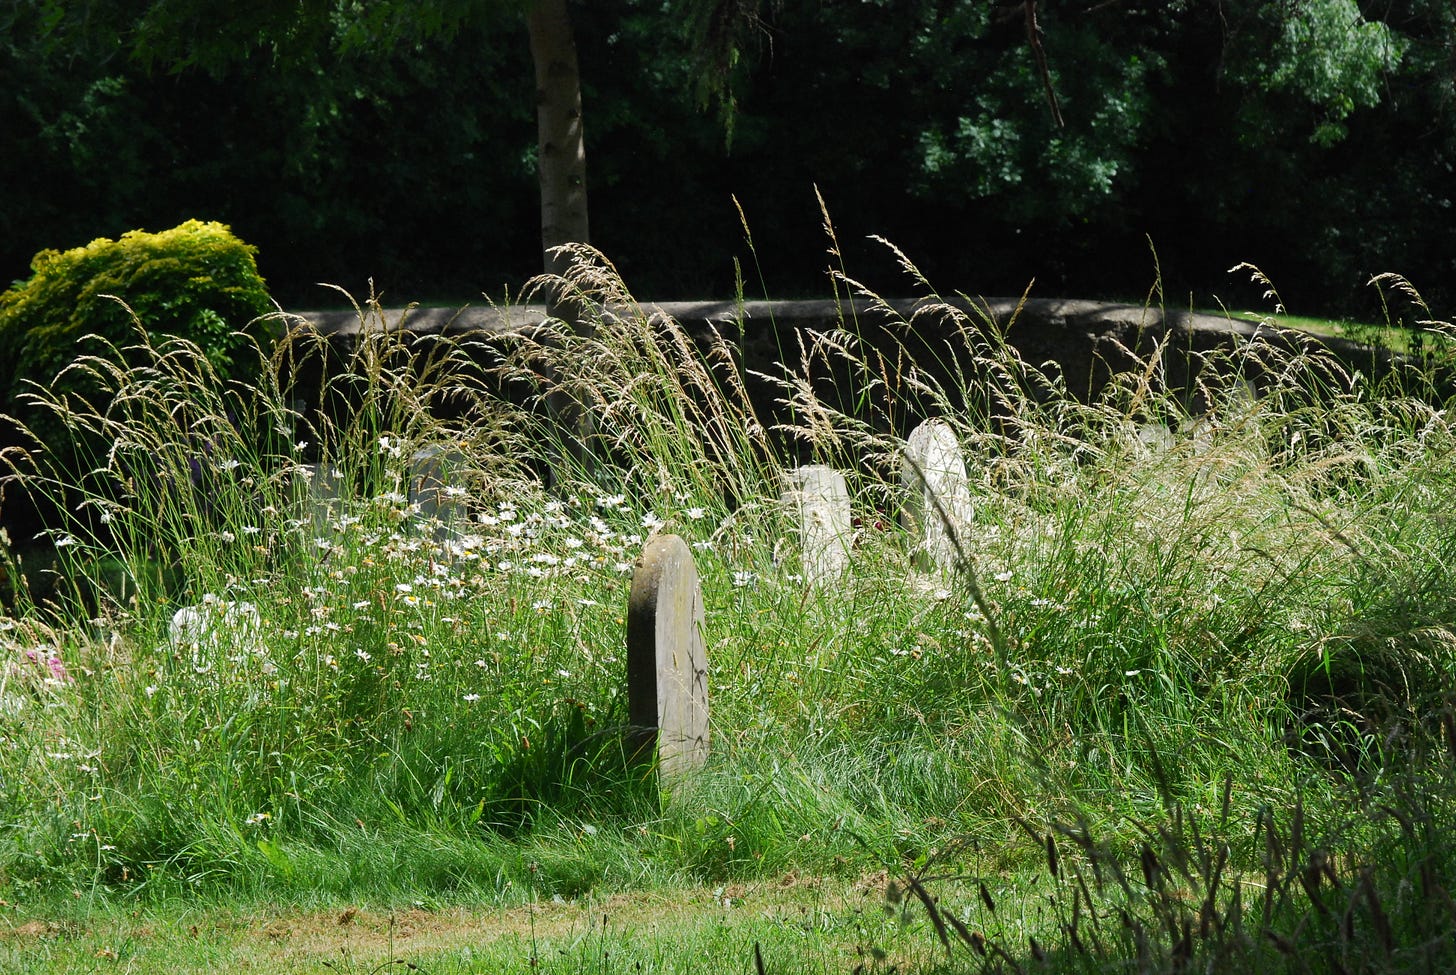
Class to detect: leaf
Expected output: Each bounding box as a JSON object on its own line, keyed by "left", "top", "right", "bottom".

{"left": 256, "top": 838, "right": 293, "bottom": 878}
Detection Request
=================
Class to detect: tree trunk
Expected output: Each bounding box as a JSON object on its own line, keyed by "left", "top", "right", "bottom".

{"left": 528, "top": 0, "right": 594, "bottom": 480}
{"left": 528, "top": 0, "right": 589, "bottom": 290}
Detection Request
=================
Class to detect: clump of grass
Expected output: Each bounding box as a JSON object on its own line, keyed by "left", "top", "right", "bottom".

{"left": 497, "top": 244, "right": 784, "bottom": 512}
{"left": 0, "top": 297, "right": 661, "bottom": 895}
{"left": 887, "top": 758, "right": 1456, "bottom": 973}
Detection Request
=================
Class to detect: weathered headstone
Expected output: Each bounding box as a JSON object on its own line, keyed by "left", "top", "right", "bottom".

{"left": 781, "top": 464, "right": 853, "bottom": 587}
{"left": 1135, "top": 421, "right": 1175, "bottom": 455}
{"left": 626, "top": 534, "right": 709, "bottom": 783}
{"left": 409, "top": 445, "right": 468, "bottom": 534}
{"left": 297, "top": 462, "right": 345, "bottom": 534}
{"left": 900, "top": 419, "right": 975, "bottom": 573}
{"left": 1186, "top": 378, "right": 1260, "bottom": 452}
{"left": 169, "top": 596, "right": 268, "bottom": 674}
{"left": 1229, "top": 377, "right": 1259, "bottom": 416}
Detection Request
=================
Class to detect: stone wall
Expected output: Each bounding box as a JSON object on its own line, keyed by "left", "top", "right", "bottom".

{"left": 291, "top": 297, "right": 1417, "bottom": 442}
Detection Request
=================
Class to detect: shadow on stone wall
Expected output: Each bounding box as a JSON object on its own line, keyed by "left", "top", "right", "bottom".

{"left": 290, "top": 296, "right": 1430, "bottom": 449}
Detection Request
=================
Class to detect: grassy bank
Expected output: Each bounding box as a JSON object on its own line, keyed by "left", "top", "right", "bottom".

{"left": 2, "top": 244, "right": 1455, "bottom": 972}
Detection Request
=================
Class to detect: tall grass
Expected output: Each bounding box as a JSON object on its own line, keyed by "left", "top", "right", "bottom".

{"left": 2, "top": 241, "right": 1455, "bottom": 968}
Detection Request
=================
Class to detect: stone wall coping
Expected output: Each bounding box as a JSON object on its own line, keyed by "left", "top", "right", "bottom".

{"left": 288, "top": 297, "right": 1280, "bottom": 344}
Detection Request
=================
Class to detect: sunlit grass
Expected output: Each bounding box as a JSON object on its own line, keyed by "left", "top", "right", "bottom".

{"left": 1204, "top": 268, "right": 1456, "bottom": 356}
{"left": 1, "top": 241, "right": 1455, "bottom": 970}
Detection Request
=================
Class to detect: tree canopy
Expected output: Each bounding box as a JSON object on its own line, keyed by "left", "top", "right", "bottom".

{"left": 4, "top": 0, "right": 1452, "bottom": 317}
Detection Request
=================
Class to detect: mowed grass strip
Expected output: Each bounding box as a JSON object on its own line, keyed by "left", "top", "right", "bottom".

{"left": 0, "top": 875, "right": 954, "bottom": 974}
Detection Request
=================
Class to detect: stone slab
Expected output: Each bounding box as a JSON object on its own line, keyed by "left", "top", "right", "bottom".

{"left": 409, "top": 445, "right": 468, "bottom": 534}
{"left": 297, "top": 462, "right": 345, "bottom": 534}
{"left": 781, "top": 465, "right": 852, "bottom": 587}
{"left": 901, "top": 419, "right": 975, "bottom": 573}
{"left": 626, "top": 534, "right": 709, "bottom": 783}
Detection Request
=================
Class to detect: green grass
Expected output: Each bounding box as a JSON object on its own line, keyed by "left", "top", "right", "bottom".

{"left": 1216, "top": 307, "right": 1447, "bottom": 356}
{"left": 0, "top": 877, "right": 949, "bottom": 974}
{"left": 2, "top": 240, "right": 1455, "bottom": 972}
{"left": 1205, "top": 266, "right": 1456, "bottom": 356}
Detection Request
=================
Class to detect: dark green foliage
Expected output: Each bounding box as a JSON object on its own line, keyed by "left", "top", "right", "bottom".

{"left": 0, "top": 220, "right": 275, "bottom": 453}
{"left": 3, "top": 0, "right": 1452, "bottom": 317}
{"left": 479, "top": 698, "right": 648, "bottom": 834}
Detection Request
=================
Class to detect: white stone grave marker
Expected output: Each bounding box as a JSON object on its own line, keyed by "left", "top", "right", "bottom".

{"left": 1135, "top": 421, "right": 1175, "bottom": 455}
{"left": 900, "top": 419, "right": 974, "bottom": 573}
{"left": 781, "top": 464, "right": 853, "bottom": 587}
{"left": 409, "top": 445, "right": 468, "bottom": 535}
{"left": 297, "top": 462, "right": 345, "bottom": 534}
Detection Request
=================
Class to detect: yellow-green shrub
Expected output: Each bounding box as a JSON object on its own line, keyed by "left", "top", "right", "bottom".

{"left": 0, "top": 220, "right": 276, "bottom": 454}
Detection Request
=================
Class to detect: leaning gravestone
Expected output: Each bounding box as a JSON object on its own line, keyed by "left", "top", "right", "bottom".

{"left": 781, "top": 465, "right": 853, "bottom": 587}
{"left": 409, "top": 445, "right": 468, "bottom": 535}
{"left": 900, "top": 419, "right": 975, "bottom": 573}
{"left": 626, "top": 534, "right": 709, "bottom": 784}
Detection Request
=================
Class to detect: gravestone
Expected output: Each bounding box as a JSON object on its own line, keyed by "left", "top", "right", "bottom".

{"left": 626, "top": 534, "right": 709, "bottom": 783}
{"left": 297, "top": 462, "right": 345, "bottom": 534}
{"left": 1186, "top": 378, "right": 1260, "bottom": 449}
{"left": 169, "top": 596, "right": 267, "bottom": 674}
{"left": 1135, "top": 421, "right": 1175, "bottom": 455}
{"left": 781, "top": 465, "right": 853, "bottom": 587}
{"left": 409, "top": 445, "right": 468, "bottom": 535}
{"left": 1228, "top": 377, "right": 1259, "bottom": 416}
{"left": 1184, "top": 379, "right": 1262, "bottom": 485}
{"left": 900, "top": 419, "right": 975, "bottom": 573}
